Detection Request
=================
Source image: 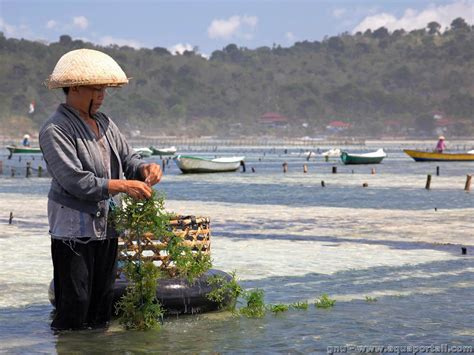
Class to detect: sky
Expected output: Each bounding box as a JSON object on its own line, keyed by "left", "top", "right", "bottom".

{"left": 0, "top": 0, "right": 473, "bottom": 56}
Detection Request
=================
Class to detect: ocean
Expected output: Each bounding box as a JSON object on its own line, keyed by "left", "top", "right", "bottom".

{"left": 0, "top": 144, "right": 473, "bottom": 353}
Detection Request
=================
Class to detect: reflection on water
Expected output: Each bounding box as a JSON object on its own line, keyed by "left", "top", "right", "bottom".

{"left": 0, "top": 147, "right": 473, "bottom": 353}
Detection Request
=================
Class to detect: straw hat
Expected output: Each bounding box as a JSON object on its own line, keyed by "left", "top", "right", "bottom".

{"left": 438, "top": 136, "right": 445, "bottom": 140}
{"left": 46, "top": 49, "right": 129, "bottom": 89}
{"left": 23, "top": 134, "right": 30, "bottom": 139}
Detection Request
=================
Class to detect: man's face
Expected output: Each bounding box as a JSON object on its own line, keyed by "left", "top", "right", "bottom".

{"left": 75, "top": 85, "right": 107, "bottom": 115}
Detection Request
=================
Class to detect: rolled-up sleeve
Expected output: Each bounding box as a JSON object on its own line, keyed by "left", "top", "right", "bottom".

{"left": 40, "top": 124, "right": 109, "bottom": 202}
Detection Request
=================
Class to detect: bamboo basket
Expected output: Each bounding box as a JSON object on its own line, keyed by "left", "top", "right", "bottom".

{"left": 117, "top": 215, "right": 211, "bottom": 277}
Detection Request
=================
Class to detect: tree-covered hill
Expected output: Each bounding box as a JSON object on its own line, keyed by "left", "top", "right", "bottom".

{"left": 1, "top": 18, "right": 473, "bottom": 138}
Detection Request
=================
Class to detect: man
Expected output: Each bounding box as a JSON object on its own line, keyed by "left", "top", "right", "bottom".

{"left": 39, "top": 48, "right": 162, "bottom": 331}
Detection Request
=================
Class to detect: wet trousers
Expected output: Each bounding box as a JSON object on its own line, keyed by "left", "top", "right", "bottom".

{"left": 51, "top": 237, "right": 118, "bottom": 330}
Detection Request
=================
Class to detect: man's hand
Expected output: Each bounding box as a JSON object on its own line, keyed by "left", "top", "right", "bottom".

{"left": 108, "top": 179, "right": 152, "bottom": 199}
{"left": 141, "top": 163, "right": 162, "bottom": 186}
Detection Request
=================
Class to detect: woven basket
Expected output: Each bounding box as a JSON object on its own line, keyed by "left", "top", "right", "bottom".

{"left": 117, "top": 215, "right": 211, "bottom": 277}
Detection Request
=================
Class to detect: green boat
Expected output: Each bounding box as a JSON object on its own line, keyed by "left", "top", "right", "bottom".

{"left": 340, "top": 149, "right": 386, "bottom": 165}
{"left": 6, "top": 145, "right": 42, "bottom": 154}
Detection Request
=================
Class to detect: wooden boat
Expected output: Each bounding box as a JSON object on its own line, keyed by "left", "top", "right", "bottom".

{"left": 149, "top": 145, "right": 177, "bottom": 156}
{"left": 134, "top": 147, "right": 153, "bottom": 158}
{"left": 340, "top": 149, "right": 386, "bottom": 165}
{"left": 6, "top": 145, "right": 42, "bottom": 154}
{"left": 174, "top": 155, "right": 245, "bottom": 173}
{"left": 404, "top": 149, "right": 474, "bottom": 162}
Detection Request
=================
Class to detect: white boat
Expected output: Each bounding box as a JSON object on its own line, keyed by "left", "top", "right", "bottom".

{"left": 321, "top": 148, "right": 341, "bottom": 157}
{"left": 150, "top": 146, "right": 177, "bottom": 156}
{"left": 341, "top": 148, "right": 387, "bottom": 165}
{"left": 134, "top": 147, "right": 153, "bottom": 158}
{"left": 174, "top": 155, "right": 245, "bottom": 173}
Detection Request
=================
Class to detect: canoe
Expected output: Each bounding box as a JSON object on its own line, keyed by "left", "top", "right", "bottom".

{"left": 174, "top": 155, "right": 245, "bottom": 173}
{"left": 6, "top": 145, "right": 42, "bottom": 154}
{"left": 404, "top": 149, "right": 474, "bottom": 162}
{"left": 134, "top": 147, "right": 153, "bottom": 158}
{"left": 149, "top": 146, "right": 177, "bottom": 156}
{"left": 340, "top": 149, "right": 386, "bottom": 165}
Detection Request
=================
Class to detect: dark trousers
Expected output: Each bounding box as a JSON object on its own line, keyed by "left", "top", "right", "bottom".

{"left": 51, "top": 237, "right": 118, "bottom": 330}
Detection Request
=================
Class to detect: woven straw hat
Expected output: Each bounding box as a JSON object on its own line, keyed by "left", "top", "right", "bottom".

{"left": 47, "top": 48, "right": 129, "bottom": 89}
{"left": 438, "top": 135, "right": 445, "bottom": 140}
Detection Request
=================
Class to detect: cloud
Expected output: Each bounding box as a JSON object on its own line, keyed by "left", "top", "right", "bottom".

{"left": 99, "top": 36, "right": 142, "bottom": 49}
{"left": 333, "top": 8, "right": 347, "bottom": 18}
{"left": 208, "top": 15, "right": 258, "bottom": 40}
{"left": 46, "top": 20, "right": 57, "bottom": 29}
{"left": 0, "top": 17, "right": 17, "bottom": 37}
{"left": 73, "top": 16, "right": 89, "bottom": 30}
{"left": 285, "top": 31, "right": 296, "bottom": 42}
{"left": 353, "top": 0, "right": 473, "bottom": 33}
{"left": 0, "top": 17, "right": 36, "bottom": 39}
{"left": 169, "top": 43, "right": 194, "bottom": 55}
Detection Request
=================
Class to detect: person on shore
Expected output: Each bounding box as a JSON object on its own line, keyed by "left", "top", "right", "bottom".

{"left": 39, "top": 48, "right": 162, "bottom": 331}
{"left": 435, "top": 136, "right": 446, "bottom": 153}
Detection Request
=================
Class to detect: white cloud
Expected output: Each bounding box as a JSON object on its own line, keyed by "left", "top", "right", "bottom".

{"left": 353, "top": 0, "right": 473, "bottom": 33}
{"left": 285, "top": 31, "right": 296, "bottom": 42}
{"left": 99, "top": 36, "right": 142, "bottom": 49}
{"left": 0, "top": 17, "right": 18, "bottom": 37}
{"left": 208, "top": 15, "right": 258, "bottom": 40}
{"left": 333, "top": 8, "right": 347, "bottom": 18}
{"left": 73, "top": 16, "right": 89, "bottom": 30}
{"left": 169, "top": 43, "right": 194, "bottom": 55}
{"left": 46, "top": 20, "right": 57, "bottom": 29}
{"left": 0, "top": 17, "right": 36, "bottom": 39}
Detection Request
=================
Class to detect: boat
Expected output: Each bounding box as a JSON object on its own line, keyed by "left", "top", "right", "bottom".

{"left": 340, "top": 149, "right": 386, "bottom": 165}
{"left": 6, "top": 145, "right": 42, "bottom": 154}
{"left": 134, "top": 147, "right": 153, "bottom": 158}
{"left": 149, "top": 146, "right": 177, "bottom": 156}
{"left": 321, "top": 148, "right": 341, "bottom": 157}
{"left": 174, "top": 155, "right": 245, "bottom": 173}
{"left": 404, "top": 149, "right": 474, "bottom": 162}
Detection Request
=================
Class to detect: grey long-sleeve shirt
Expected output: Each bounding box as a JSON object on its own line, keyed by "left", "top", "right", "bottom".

{"left": 39, "top": 103, "right": 145, "bottom": 222}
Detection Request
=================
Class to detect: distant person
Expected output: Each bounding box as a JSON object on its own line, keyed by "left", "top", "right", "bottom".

{"left": 39, "top": 48, "right": 163, "bottom": 331}
{"left": 435, "top": 136, "right": 446, "bottom": 153}
{"left": 22, "top": 134, "right": 30, "bottom": 146}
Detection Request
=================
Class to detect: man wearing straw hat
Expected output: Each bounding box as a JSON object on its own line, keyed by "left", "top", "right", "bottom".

{"left": 39, "top": 48, "right": 162, "bottom": 331}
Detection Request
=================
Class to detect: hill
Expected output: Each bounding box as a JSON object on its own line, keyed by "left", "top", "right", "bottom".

{"left": 0, "top": 18, "right": 473, "bottom": 138}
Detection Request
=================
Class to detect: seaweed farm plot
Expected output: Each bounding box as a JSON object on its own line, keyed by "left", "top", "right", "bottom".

{"left": 0, "top": 147, "right": 473, "bottom": 353}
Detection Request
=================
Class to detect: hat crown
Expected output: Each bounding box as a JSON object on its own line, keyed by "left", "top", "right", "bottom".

{"left": 47, "top": 48, "right": 129, "bottom": 89}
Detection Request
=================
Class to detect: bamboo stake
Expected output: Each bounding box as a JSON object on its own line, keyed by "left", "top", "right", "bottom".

{"left": 425, "top": 174, "right": 432, "bottom": 190}
{"left": 465, "top": 175, "right": 472, "bottom": 192}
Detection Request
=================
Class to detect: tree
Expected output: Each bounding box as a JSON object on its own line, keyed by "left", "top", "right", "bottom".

{"left": 427, "top": 22, "right": 441, "bottom": 35}
{"left": 59, "top": 35, "right": 72, "bottom": 45}
{"left": 450, "top": 17, "right": 469, "bottom": 31}
{"left": 373, "top": 27, "right": 389, "bottom": 39}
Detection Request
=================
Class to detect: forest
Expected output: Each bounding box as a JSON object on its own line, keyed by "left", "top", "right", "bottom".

{"left": 0, "top": 17, "right": 473, "bottom": 138}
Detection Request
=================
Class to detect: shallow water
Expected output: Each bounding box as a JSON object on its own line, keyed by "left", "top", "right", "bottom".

{"left": 0, "top": 147, "right": 473, "bottom": 353}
